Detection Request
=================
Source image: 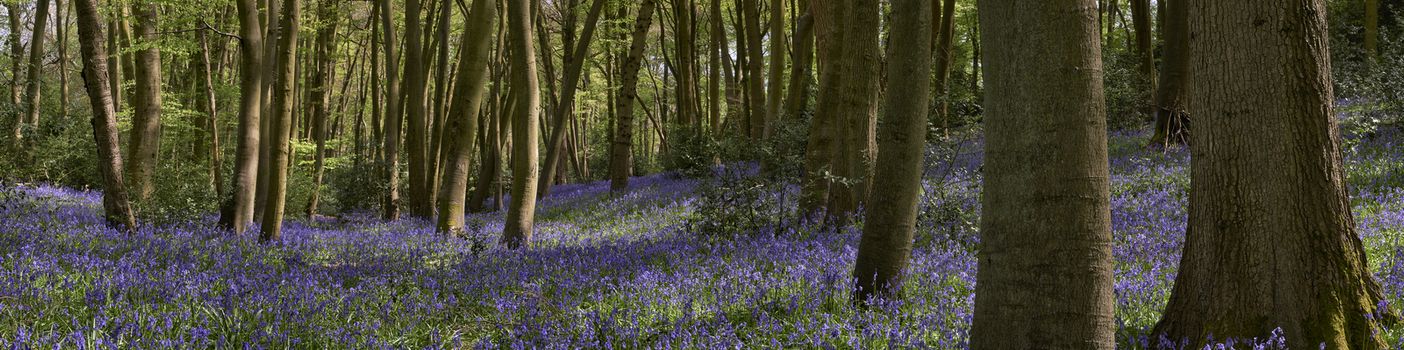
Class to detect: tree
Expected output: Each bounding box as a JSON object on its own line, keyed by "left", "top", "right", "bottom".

{"left": 126, "top": 0, "right": 162, "bottom": 203}
{"left": 763, "top": 0, "right": 783, "bottom": 136}
{"left": 782, "top": 0, "right": 813, "bottom": 118}
{"left": 609, "top": 0, "right": 657, "bottom": 192}
{"left": 539, "top": 0, "right": 607, "bottom": 198}
{"left": 930, "top": 0, "right": 955, "bottom": 133}
{"left": 435, "top": 0, "right": 496, "bottom": 235}
{"left": 217, "top": 0, "right": 265, "bottom": 234}
{"left": 1130, "top": 0, "right": 1155, "bottom": 94}
{"left": 969, "top": 0, "right": 1115, "bottom": 348}
{"left": 306, "top": 0, "right": 340, "bottom": 217}
{"left": 1366, "top": 0, "right": 1380, "bottom": 58}
{"left": 821, "top": 0, "right": 879, "bottom": 220}
{"left": 500, "top": 0, "right": 541, "bottom": 249}
{"left": 259, "top": 0, "right": 299, "bottom": 242}
{"left": 5, "top": 4, "right": 20, "bottom": 126}
{"left": 403, "top": 0, "right": 431, "bottom": 217}
{"left": 21, "top": 0, "right": 51, "bottom": 137}
{"left": 851, "top": 0, "right": 933, "bottom": 303}
{"left": 741, "top": 0, "right": 764, "bottom": 139}
{"left": 1151, "top": 0, "right": 1392, "bottom": 347}
{"left": 1149, "top": 0, "right": 1188, "bottom": 146}
{"left": 378, "top": 0, "right": 404, "bottom": 220}
{"left": 72, "top": 0, "right": 137, "bottom": 234}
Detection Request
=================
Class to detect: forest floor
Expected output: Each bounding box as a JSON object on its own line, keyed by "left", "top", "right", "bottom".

{"left": 4, "top": 126, "right": 1404, "bottom": 348}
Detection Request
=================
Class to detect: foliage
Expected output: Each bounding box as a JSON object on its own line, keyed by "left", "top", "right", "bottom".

{"left": 684, "top": 166, "right": 783, "bottom": 241}
{"left": 1101, "top": 46, "right": 1154, "bottom": 131}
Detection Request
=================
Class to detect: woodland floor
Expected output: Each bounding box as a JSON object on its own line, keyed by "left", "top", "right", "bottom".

{"left": 5, "top": 125, "right": 1404, "bottom": 348}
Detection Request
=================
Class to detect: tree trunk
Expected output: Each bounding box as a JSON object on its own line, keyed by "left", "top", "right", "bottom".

{"left": 470, "top": 25, "right": 508, "bottom": 214}
{"left": 72, "top": 0, "right": 137, "bottom": 234}
{"left": 764, "top": 0, "right": 784, "bottom": 136}
{"left": 57, "top": 0, "right": 69, "bottom": 123}
{"left": 253, "top": 0, "right": 280, "bottom": 219}
{"left": 1149, "top": 0, "right": 1188, "bottom": 147}
{"left": 798, "top": 0, "right": 844, "bottom": 216}
{"left": 539, "top": 0, "right": 607, "bottom": 199}
{"left": 403, "top": 0, "right": 432, "bottom": 217}
{"left": 851, "top": 0, "right": 933, "bottom": 303}
{"left": 305, "top": 0, "right": 339, "bottom": 218}
{"left": 1131, "top": 0, "right": 1155, "bottom": 95}
{"left": 707, "top": 0, "right": 723, "bottom": 136}
{"left": 609, "top": 0, "right": 657, "bottom": 192}
{"left": 198, "top": 30, "right": 223, "bottom": 198}
{"left": 741, "top": 0, "right": 765, "bottom": 139}
{"left": 434, "top": 0, "right": 495, "bottom": 235}
{"left": 21, "top": 0, "right": 51, "bottom": 136}
{"left": 258, "top": 0, "right": 299, "bottom": 242}
{"left": 500, "top": 0, "right": 541, "bottom": 249}
{"left": 5, "top": 4, "right": 21, "bottom": 125}
{"left": 1151, "top": 0, "right": 1392, "bottom": 347}
{"left": 378, "top": 0, "right": 403, "bottom": 220}
{"left": 931, "top": 0, "right": 956, "bottom": 134}
{"left": 970, "top": 0, "right": 1115, "bottom": 348}
{"left": 823, "top": 0, "right": 879, "bottom": 220}
{"left": 1366, "top": 0, "right": 1379, "bottom": 58}
{"left": 126, "top": 0, "right": 162, "bottom": 203}
{"left": 782, "top": 0, "right": 813, "bottom": 118}
{"left": 217, "top": 0, "right": 264, "bottom": 234}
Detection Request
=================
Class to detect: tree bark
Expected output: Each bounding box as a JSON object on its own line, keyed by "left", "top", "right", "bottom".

{"left": 609, "top": 0, "right": 656, "bottom": 192}
{"left": 5, "top": 4, "right": 21, "bottom": 126}
{"left": 763, "top": 0, "right": 784, "bottom": 136}
{"left": 403, "top": 0, "right": 432, "bottom": 217}
{"left": 798, "top": 0, "right": 844, "bottom": 216}
{"left": 305, "top": 0, "right": 339, "bottom": 217}
{"left": 823, "top": 0, "right": 879, "bottom": 220}
{"left": 931, "top": 0, "right": 956, "bottom": 134}
{"left": 258, "top": 0, "right": 299, "bottom": 242}
{"left": 500, "top": 0, "right": 540, "bottom": 249}
{"left": 741, "top": 0, "right": 765, "bottom": 139}
{"left": 434, "top": 0, "right": 496, "bottom": 235}
{"left": 1131, "top": 0, "right": 1156, "bottom": 95}
{"left": 126, "top": 0, "right": 162, "bottom": 203}
{"left": 378, "top": 0, "right": 404, "bottom": 220}
{"left": 217, "top": 0, "right": 264, "bottom": 234}
{"left": 851, "top": 0, "right": 933, "bottom": 303}
{"left": 198, "top": 30, "right": 223, "bottom": 199}
{"left": 1152, "top": 0, "right": 1392, "bottom": 347}
{"left": 1366, "top": 0, "right": 1379, "bottom": 58}
{"left": 1149, "top": 0, "right": 1188, "bottom": 147}
{"left": 72, "top": 0, "right": 137, "bottom": 234}
{"left": 539, "top": 0, "right": 607, "bottom": 198}
{"left": 782, "top": 0, "right": 812, "bottom": 118}
{"left": 22, "top": 0, "right": 52, "bottom": 136}
{"left": 970, "top": 0, "right": 1115, "bottom": 348}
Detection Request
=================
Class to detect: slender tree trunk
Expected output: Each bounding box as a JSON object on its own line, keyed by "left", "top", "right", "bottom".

{"left": 435, "top": 0, "right": 496, "bottom": 235}
{"left": 851, "top": 0, "right": 933, "bottom": 303}
{"left": 1152, "top": 0, "right": 1392, "bottom": 347}
{"left": 57, "top": 0, "right": 69, "bottom": 122}
{"left": 500, "top": 0, "right": 541, "bottom": 249}
{"left": 217, "top": 0, "right": 263, "bottom": 234}
{"left": 1366, "top": 0, "right": 1379, "bottom": 58}
{"left": 782, "top": 0, "right": 812, "bottom": 118}
{"left": 126, "top": 0, "right": 162, "bottom": 203}
{"left": 403, "top": 0, "right": 432, "bottom": 217}
{"left": 609, "top": 0, "right": 657, "bottom": 192}
{"left": 1149, "top": 0, "right": 1188, "bottom": 147}
{"left": 258, "top": 0, "right": 299, "bottom": 242}
{"left": 306, "top": 0, "right": 339, "bottom": 217}
{"left": 931, "top": 0, "right": 955, "bottom": 134}
{"left": 198, "top": 30, "right": 223, "bottom": 198}
{"left": 5, "top": 4, "right": 21, "bottom": 124}
{"left": 1131, "top": 0, "right": 1155, "bottom": 95}
{"left": 379, "top": 0, "right": 403, "bottom": 220}
{"left": 763, "top": 0, "right": 784, "bottom": 136}
{"left": 741, "top": 0, "right": 765, "bottom": 139}
{"left": 470, "top": 24, "right": 508, "bottom": 213}
{"left": 253, "top": 0, "right": 280, "bottom": 219}
{"left": 672, "top": 0, "right": 699, "bottom": 134}
{"left": 72, "top": 0, "right": 137, "bottom": 234}
{"left": 707, "top": 0, "right": 722, "bottom": 136}
{"left": 539, "top": 0, "right": 607, "bottom": 198}
{"left": 21, "top": 0, "right": 52, "bottom": 136}
{"left": 970, "top": 0, "right": 1114, "bottom": 348}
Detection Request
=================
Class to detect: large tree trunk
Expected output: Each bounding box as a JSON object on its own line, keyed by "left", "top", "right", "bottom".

{"left": 741, "top": 0, "right": 765, "bottom": 139}
{"left": 126, "top": 0, "right": 162, "bottom": 203}
{"left": 434, "top": 0, "right": 495, "bottom": 235}
{"left": 305, "top": 0, "right": 339, "bottom": 217}
{"left": 258, "top": 0, "right": 298, "bottom": 242}
{"left": 671, "top": 0, "right": 699, "bottom": 134}
{"left": 1131, "top": 0, "right": 1155, "bottom": 97}
{"left": 970, "top": 0, "right": 1115, "bottom": 348}
{"left": 608, "top": 0, "right": 656, "bottom": 192}
{"left": 253, "top": 0, "right": 280, "bottom": 219}
{"left": 822, "top": 0, "right": 879, "bottom": 220}
{"left": 217, "top": 0, "right": 264, "bottom": 234}
{"left": 782, "top": 0, "right": 813, "bottom": 118}
{"left": 403, "top": 0, "right": 432, "bottom": 217}
{"left": 798, "top": 0, "right": 844, "bottom": 215}
{"left": 850, "top": 0, "right": 933, "bottom": 303}
{"left": 22, "top": 0, "right": 52, "bottom": 136}
{"left": 1151, "top": 0, "right": 1392, "bottom": 347}
{"left": 1149, "top": 0, "right": 1188, "bottom": 147}
{"left": 500, "top": 0, "right": 541, "bottom": 249}
{"left": 539, "top": 0, "right": 607, "bottom": 199}
{"left": 378, "top": 0, "right": 403, "bottom": 220}
{"left": 72, "top": 0, "right": 137, "bottom": 234}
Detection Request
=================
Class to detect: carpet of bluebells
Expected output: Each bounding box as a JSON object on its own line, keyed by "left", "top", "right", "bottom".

{"left": 6, "top": 125, "right": 1404, "bottom": 349}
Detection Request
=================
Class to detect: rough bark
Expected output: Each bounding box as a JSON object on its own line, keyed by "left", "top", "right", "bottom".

{"left": 434, "top": 0, "right": 496, "bottom": 235}
{"left": 217, "top": 0, "right": 264, "bottom": 234}
{"left": 608, "top": 0, "right": 656, "bottom": 192}
{"left": 797, "top": 0, "right": 844, "bottom": 216}
{"left": 500, "top": 0, "right": 540, "bottom": 249}
{"left": 539, "top": 0, "right": 607, "bottom": 198}
{"left": 126, "top": 0, "right": 162, "bottom": 203}
{"left": 5, "top": 4, "right": 20, "bottom": 123}
{"left": 258, "top": 0, "right": 298, "bottom": 242}
{"left": 706, "top": 0, "right": 722, "bottom": 136}
{"left": 970, "top": 0, "right": 1115, "bottom": 348}
{"left": 851, "top": 0, "right": 932, "bottom": 303}
{"left": 1151, "top": 0, "right": 1392, "bottom": 347}
{"left": 1149, "top": 0, "right": 1188, "bottom": 147}
{"left": 72, "top": 0, "right": 137, "bottom": 234}
{"left": 823, "top": 0, "right": 879, "bottom": 220}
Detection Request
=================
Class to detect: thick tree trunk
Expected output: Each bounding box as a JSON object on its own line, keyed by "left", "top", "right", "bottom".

{"left": 782, "top": 0, "right": 813, "bottom": 118}
{"left": 1151, "top": 0, "right": 1392, "bottom": 347}
{"left": 258, "top": 0, "right": 299, "bottom": 242}
{"left": 671, "top": 0, "right": 699, "bottom": 135}
{"left": 434, "top": 0, "right": 495, "bottom": 235}
{"left": 500, "top": 0, "right": 541, "bottom": 249}
{"left": 741, "top": 0, "right": 765, "bottom": 139}
{"left": 217, "top": 0, "right": 263, "bottom": 234}
{"left": 253, "top": 0, "right": 280, "bottom": 219}
{"left": 72, "top": 0, "right": 137, "bottom": 234}
{"left": 1131, "top": 0, "right": 1155, "bottom": 95}
{"left": 798, "top": 0, "right": 844, "bottom": 216}
{"left": 126, "top": 0, "right": 162, "bottom": 203}
{"left": 378, "top": 0, "right": 403, "bottom": 220}
{"left": 609, "top": 0, "right": 656, "bottom": 192}
{"left": 539, "top": 0, "right": 607, "bottom": 199}
{"left": 305, "top": 0, "right": 339, "bottom": 217}
{"left": 1149, "top": 0, "right": 1188, "bottom": 147}
{"left": 403, "top": 0, "right": 432, "bottom": 217}
{"left": 851, "top": 0, "right": 933, "bottom": 303}
{"left": 22, "top": 0, "right": 51, "bottom": 135}
{"left": 970, "top": 0, "right": 1115, "bottom": 348}
{"left": 823, "top": 0, "right": 879, "bottom": 220}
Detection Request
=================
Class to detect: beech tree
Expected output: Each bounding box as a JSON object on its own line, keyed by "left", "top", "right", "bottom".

{"left": 970, "top": 0, "right": 1115, "bottom": 347}
{"left": 126, "top": 0, "right": 163, "bottom": 202}
{"left": 72, "top": 0, "right": 137, "bottom": 233}
{"left": 608, "top": 0, "right": 656, "bottom": 192}
{"left": 435, "top": 0, "right": 496, "bottom": 235}
{"left": 500, "top": 0, "right": 541, "bottom": 249}
{"left": 217, "top": 0, "right": 264, "bottom": 234}
{"left": 20, "top": 0, "right": 50, "bottom": 137}
{"left": 1151, "top": 0, "right": 1392, "bottom": 347}
{"left": 259, "top": 0, "right": 299, "bottom": 242}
